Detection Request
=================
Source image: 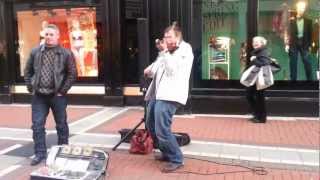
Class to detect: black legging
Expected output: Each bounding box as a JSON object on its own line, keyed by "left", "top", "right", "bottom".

{"left": 246, "top": 86, "right": 266, "bottom": 121}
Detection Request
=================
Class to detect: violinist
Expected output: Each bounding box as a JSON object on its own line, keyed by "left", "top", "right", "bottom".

{"left": 143, "top": 22, "right": 194, "bottom": 173}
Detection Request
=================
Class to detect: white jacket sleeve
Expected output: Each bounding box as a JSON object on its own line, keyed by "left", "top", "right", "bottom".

{"left": 145, "top": 53, "right": 163, "bottom": 78}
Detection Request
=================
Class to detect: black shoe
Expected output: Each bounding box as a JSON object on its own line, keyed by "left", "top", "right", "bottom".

{"left": 251, "top": 118, "right": 266, "bottom": 123}
{"left": 249, "top": 115, "right": 261, "bottom": 122}
{"left": 30, "top": 156, "right": 46, "bottom": 166}
{"left": 248, "top": 117, "right": 256, "bottom": 122}
{"left": 161, "top": 162, "right": 183, "bottom": 173}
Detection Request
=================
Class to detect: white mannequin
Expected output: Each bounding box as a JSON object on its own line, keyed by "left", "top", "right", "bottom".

{"left": 39, "top": 21, "right": 48, "bottom": 45}
{"left": 70, "top": 20, "right": 85, "bottom": 76}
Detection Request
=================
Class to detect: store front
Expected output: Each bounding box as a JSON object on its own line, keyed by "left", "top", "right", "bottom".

{"left": 190, "top": 0, "right": 319, "bottom": 116}
{"left": 0, "top": 0, "right": 318, "bottom": 116}
{"left": 0, "top": 0, "right": 125, "bottom": 105}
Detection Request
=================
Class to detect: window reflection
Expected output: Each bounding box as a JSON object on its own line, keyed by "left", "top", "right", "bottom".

{"left": 201, "top": 0, "right": 247, "bottom": 80}
{"left": 259, "top": 0, "right": 319, "bottom": 81}
{"left": 17, "top": 8, "right": 98, "bottom": 77}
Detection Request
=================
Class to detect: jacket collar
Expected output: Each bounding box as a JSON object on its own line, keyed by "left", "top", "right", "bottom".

{"left": 252, "top": 46, "right": 267, "bottom": 54}
{"left": 40, "top": 44, "right": 63, "bottom": 54}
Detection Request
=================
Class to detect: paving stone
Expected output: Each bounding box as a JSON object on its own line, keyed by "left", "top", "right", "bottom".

{"left": 220, "top": 144, "right": 241, "bottom": 159}
{"left": 300, "top": 151, "right": 319, "bottom": 166}
{"left": 69, "top": 107, "right": 125, "bottom": 134}
{"left": 280, "top": 150, "right": 302, "bottom": 165}
{"left": 0, "top": 106, "right": 319, "bottom": 179}
{"left": 0, "top": 155, "right": 25, "bottom": 170}
{"left": 0, "top": 128, "right": 32, "bottom": 140}
{"left": 238, "top": 146, "right": 260, "bottom": 161}
{"left": 260, "top": 148, "right": 282, "bottom": 163}
{"left": 182, "top": 142, "right": 222, "bottom": 157}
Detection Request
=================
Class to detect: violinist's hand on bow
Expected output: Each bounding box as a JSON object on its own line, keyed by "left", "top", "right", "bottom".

{"left": 156, "top": 39, "right": 168, "bottom": 52}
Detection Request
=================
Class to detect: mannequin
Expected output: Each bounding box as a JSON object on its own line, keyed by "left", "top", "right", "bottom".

{"left": 70, "top": 19, "right": 85, "bottom": 76}
{"left": 285, "top": 1, "right": 313, "bottom": 81}
{"left": 39, "top": 21, "right": 48, "bottom": 45}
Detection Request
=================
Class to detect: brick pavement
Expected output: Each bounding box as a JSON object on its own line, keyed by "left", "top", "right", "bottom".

{"left": 0, "top": 106, "right": 318, "bottom": 180}
{"left": 0, "top": 105, "right": 102, "bottom": 129}
{"left": 2, "top": 150, "right": 319, "bottom": 180}
{"left": 90, "top": 109, "right": 320, "bottom": 149}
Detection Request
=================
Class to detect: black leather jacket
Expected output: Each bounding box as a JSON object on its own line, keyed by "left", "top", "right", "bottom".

{"left": 288, "top": 17, "right": 312, "bottom": 49}
{"left": 24, "top": 45, "right": 77, "bottom": 95}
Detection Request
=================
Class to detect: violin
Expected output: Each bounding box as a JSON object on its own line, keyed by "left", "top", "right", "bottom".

{"left": 156, "top": 38, "right": 180, "bottom": 54}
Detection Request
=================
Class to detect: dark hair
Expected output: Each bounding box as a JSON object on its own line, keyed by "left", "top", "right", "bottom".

{"left": 164, "top": 21, "right": 182, "bottom": 40}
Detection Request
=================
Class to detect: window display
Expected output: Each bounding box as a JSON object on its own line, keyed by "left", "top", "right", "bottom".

{"left": 17, "top": 7, "right": 98, "bottom": 77}
{"left": 259, "top": 0, "right": 319, "bottom": 81}
{"left": 201, "top": 0, "right": 247, "bottom": 80}
{"left": 208, "top": 36, "right": 231, "bottom": 79}
{"left": 199, "top": 0, "right": 319, "bottom": 82}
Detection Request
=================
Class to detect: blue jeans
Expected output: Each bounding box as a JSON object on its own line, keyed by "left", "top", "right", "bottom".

{"left": 146, "top": 99, "right": 183, "bottom": 164}
{"left": 31, "top": 94, "right": 69, "bottom": 157}
{"left": 289, "top": 44, "right": 312, "bottom": 81}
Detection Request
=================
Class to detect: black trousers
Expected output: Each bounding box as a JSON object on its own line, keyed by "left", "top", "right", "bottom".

{"left": 246, "top": 86, "right": 266, "bottom": 121}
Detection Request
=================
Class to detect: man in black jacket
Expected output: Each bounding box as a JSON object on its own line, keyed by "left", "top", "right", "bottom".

{"left": 24, "top": 24, "right": 77, "bottom": 165}
{"left": 286, "top": 1, "right": 313, "bottom": 81}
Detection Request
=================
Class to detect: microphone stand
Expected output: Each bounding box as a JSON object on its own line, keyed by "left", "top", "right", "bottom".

{"left": 112, "top": 86, "right": 148, "bottom": 151}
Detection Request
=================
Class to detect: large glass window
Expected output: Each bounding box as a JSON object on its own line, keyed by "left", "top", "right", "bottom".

{"left": 259, "top": 0, "right": 319, "bottom": 81}
{"left": 15, "top": 6, "right": 100, "bottom": 78}
{"left": 200, "top": 0, "right": 247, "bottom": 80}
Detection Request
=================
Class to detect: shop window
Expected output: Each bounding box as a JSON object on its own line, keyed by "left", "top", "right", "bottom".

{"left": 259, "top": 0, "right": 319, "bottom": 81}
{"left": 16, "top": 7, "right": 99, "bottom": 77}
{"left": 199, "top": 0, "right": 247, "bottom": 80}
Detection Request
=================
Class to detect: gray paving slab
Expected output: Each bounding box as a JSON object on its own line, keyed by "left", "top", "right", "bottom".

{"left": 259, "top": 147, "right": 282, "bottom": 163}
{"left": 238, "top": 145, "right": 260, "bottom": 161}
{"left": 69, "top": 133, "right": 130, "bottom": 149}
{"left": 181, "top": 141, "right": 222, "bottom": 157}
{"left": 0, "top": 128, "right": 32, "bottom": 141}
{"left": 220, "top": 144, "right": 241, "bottom": 159}
{"left": 300, "top": 150, "right": 319, "bottom": 166}
{"left": 0, "top": 155, "right": 25, "bottom": 170}
{"left": 280, "top": 149, "right": 302, "bottom": 165}
{"left": 6, "top": 133, "right": 60, "bottom": 157}
{"left": 69, "top": 107, "right": 127, "bottom": 134}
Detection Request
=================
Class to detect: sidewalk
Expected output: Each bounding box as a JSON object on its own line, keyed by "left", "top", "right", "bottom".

{"left": 0, "top": 105, "right": 318, "bottom": 179}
